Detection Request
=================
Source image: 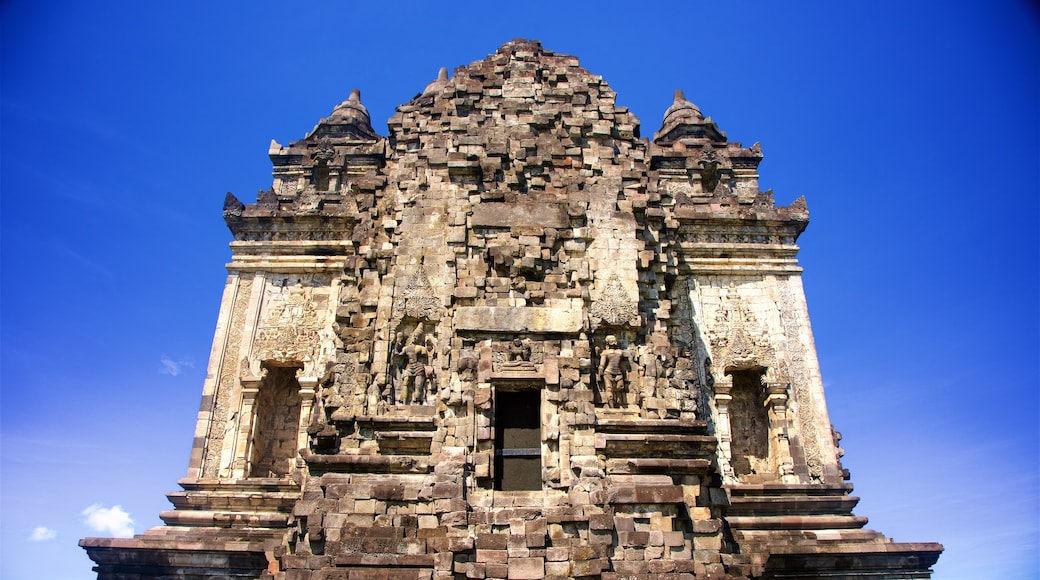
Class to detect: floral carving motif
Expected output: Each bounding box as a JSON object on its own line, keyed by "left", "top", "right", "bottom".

{"left": 204, "top": 277, "right": 252, "bottom": 478}
{"left": 311, "top": 138, "right": 336, "bottom": 162}
{"left": 707, "top": 288, "right": 774, "bottom": 372}
{"left": 392, "top": 262, "right": 442, "bottom": 322}
{"left": 665, "top": 180, "right": 694, "bottom": 197}
{"left": 777, "top": 281, "right": 824, "bottom": 481}
{"left": 278, "top": 177, "right": 298, "bottom": 196}
{"left": 590, "top": 272, "right": 638, "bottom": 328}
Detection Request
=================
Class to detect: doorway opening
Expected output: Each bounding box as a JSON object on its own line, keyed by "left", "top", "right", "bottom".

{"left": 493, "top": 389, "right": 541, "bottom": 491}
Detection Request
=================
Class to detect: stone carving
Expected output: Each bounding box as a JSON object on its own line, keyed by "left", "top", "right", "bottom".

{"left": 204, "top": 277, "right": 252, "bottom": 478}
{"left": 253, "top": 280, "right": 326, "bottom": 365}
{"left": 496, "top": 338, "right": 537, "bottom": 374}
{"left": 311, "top": 138, "right": 336, "bottom": 162}
{"left": 598, "top": 335, "right": 631, "bottom": 408}
{"left": 386, "top": 325, "right": 434, "bottom": 405}
{"left": 708, "top": 288, "right": 774, "bottom": 373}
{"left": 589, "top": 272, "right": 639, "bottom": 328}
{"left": 278, "top": 177, "right": 298, "bottom": 196}
{"left": 507, "top": 338, "right": 531, "bottom": 362}
{"left": 392, "top": 261, "right": 442, "bottom": 323}
{"left": 777, "top": 281, "right": 825, "bottom": 482}
{"left": 665, "top": 179, "right": 694, "bottom": 198}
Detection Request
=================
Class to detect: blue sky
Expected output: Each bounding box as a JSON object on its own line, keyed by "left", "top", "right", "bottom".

{"left": 2, "top": 1, "right": 1037, "bottom": 578}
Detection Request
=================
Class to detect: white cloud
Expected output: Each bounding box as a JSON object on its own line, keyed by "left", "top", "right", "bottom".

{"left": 159, "top": 354, "right": 194, "bottom": 376}
{"left": 81, "top": 504, "right": 134, "bottom": 538}
{"left": 28, "top": 526, "right": 57, "bottom": 542}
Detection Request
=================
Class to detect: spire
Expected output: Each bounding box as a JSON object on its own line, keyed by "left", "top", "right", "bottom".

{"left": 653, "top": 88, "right": 725, "bottom": 145}
{"left": 331, "top": 88, "right": 372, "bottom": 127}
{"left": 422, "top": 67, "right": 450, "bottom": 95}
{"left": 306, "top": 87, "right": 378, "bottom": 141}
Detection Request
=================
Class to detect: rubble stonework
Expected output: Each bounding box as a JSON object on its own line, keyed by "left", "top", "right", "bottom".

{"left": 81, "top": 40, "right": 942, "bottom": 579}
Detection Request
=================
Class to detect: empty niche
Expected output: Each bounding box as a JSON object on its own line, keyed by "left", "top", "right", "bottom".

{"left": 493, "top": 388, "right": 541, "bottom": 491}
{"left": 250, "top": 365, "right": 303, "bottom": 478}
{"left": 728, "top": 368, "right": 770, "bottom": 479}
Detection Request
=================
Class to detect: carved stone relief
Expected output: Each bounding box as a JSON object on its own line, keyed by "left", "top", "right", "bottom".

{"left": 707, "top": 287, "right": 775, "bottom": 374}
{"left": 253, "top": 278, "right": 331, "bottom": 373}
{"left": 385, "top": 323, "right": 436, "bottom": 406}
{"left": 664, "top": 179, "right": 695, "bottom": 204}
{"left": 278, "top": 177, "right": 299, "bottom": 197}
{"left": 204, "top": 277, "right": 252, "bottom": 478}
{"left": 392, "top": 262, "right": 442, "bottom": 323}
{"left": 776, "top": 281, "right": 825, "bottom": 481}
{"left": 590, "top": 272, "right": 639, "bottom": 329}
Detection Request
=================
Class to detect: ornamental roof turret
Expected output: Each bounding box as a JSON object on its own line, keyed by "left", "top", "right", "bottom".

{"left": 653, "top": 89, "right": 725, "bottom": 145}
{"left": 304, "top": 88, "right": 380, "bottom": 143}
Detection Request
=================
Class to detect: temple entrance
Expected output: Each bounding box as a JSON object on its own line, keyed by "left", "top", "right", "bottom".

{"left": 249, "top": 364, "right": 302, "bottom": 478}
{"left": 493, "top": 389, "right": 541, "bottom": 491}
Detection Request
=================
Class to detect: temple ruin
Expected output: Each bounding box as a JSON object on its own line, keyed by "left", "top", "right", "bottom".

{"left": 81, "top": 40, "right": 943, "bottom": 579}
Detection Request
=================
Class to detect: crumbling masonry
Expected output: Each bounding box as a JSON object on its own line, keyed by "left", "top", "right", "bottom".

{"left": 81, "top": 40, "right": 943, "bottom": 579}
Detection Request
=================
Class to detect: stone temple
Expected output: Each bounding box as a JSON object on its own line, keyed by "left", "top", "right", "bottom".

{"left": 81, "top": 40, "right": 942, "bottom": 579}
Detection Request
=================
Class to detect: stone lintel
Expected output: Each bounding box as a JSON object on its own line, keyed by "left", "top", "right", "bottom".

{"left": 230, "top": 240, "right": 355, "bottom": 256}
{"left": 301, "top": 450, "right": 431, "bottom": 473}
{"left": 682, "top": 259, "right": 803, "bottom": 275}
{"left": 606, "top": 484, "right": 684, "bottom": 504}
{"left": 470, "top": 202, "right": 570, "bottom": 229}
{"left": 454, "top": 306, "right": 582, "bottom": 333}
{"left": 226, "top": 258, "right": 349, "bottom": 273}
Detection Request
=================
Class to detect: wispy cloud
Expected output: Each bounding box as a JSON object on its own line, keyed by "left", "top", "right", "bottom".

{"left": 50, "top": 239, "right": 114, "bottom": 279}
{"left": 159, "top": 355, "right": 195, "bottom": 376}
{"left": 28, "top": 526, "right": 57, "bottom": 542}
{"left": 81, "top": 504, "right": 134, "bottom": 538}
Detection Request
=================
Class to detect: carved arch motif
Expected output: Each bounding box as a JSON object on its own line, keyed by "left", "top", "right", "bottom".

{"left": 590, "top": 272, "right": 639, "bottom": 329}
{"left": 707, "top": 288, "right": 775, "bottom": 374}
{"left": 392, "top": 261, "right": 442, "bottom": 323}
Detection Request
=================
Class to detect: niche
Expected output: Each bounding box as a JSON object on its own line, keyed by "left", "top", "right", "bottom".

{"left": 728, "top": 367, "right": 770, "bottom": 479}
{"left": 493, "top": 388, "right": 541, "bottom": 491}
{"left": 312, "top": 162, "right": 331, "bottom": 191}
{"left": 249, "top": 364, "right": 303, "bottom": 478}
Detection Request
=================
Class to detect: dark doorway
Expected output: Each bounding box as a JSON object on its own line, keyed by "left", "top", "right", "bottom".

{"left": 493, "top": 389, "right": 541, "bottom": 491}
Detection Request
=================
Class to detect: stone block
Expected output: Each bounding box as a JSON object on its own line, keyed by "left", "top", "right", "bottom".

{"left": 476, "top": 533, "right": 508, "bottom": 550}
{"left": 485, "top": 563, "right": 509, "bottom": 578}
{"left": 454, "top": 306, "right": 582, "bottom": 333}
{"left": 506, "top": 557, "right": 545, "bottom": 579}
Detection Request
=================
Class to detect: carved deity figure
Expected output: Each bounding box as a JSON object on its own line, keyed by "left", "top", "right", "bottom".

{"left": 389, "top": 326, "right": 433, "bottom": 405}
{"left": 598, "top": 335, "right": 630, "bottom": 408}
{"left": 507, "top": 338, "right": 531, "bottom": 362}
{"left": 499, "top": 338, "right": 536, "bottom": 372}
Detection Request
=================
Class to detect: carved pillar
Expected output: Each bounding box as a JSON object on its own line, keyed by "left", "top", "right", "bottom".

{"left": 229, "top": 379, "right": 261, "bottom": 479}
{"left": 297, "top": 374, "right": 318, "bottom": 470}
{"left": 765, "top": 382, "right": 796, "bottom": 483}
{"left": 713, "top": 376, "right": 735, "bottom": 482}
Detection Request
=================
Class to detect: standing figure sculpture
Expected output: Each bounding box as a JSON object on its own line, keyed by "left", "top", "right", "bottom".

{"left": 392, "top": 326, "right": 433, "bottom": 405}
{"left": 598, "top": 335, "right": 630, "bottom": 408}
